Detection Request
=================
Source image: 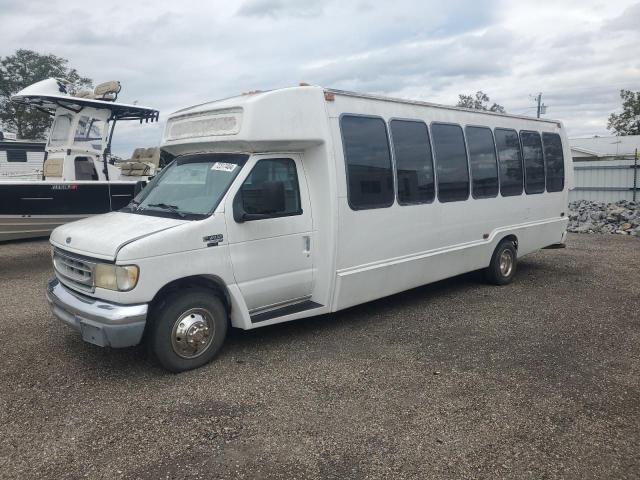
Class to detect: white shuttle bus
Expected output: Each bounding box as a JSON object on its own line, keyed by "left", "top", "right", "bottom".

{"left": 46, "top": 86, "right": 571, "bottom": 372}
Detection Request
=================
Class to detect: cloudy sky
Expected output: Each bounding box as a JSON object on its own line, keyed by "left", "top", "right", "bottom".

{"left": 1, "top": 0, "right": 639, "bottom": 155}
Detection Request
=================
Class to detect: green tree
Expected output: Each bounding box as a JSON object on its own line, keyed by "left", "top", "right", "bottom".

{"left": 0, "top": 49, "right": 92, "bottom": 139}
{"left": 607, "top": 89, "right": 640, "bottom": 136}
{"left": 457, "top": 90, "right": 506, "bottom": 113}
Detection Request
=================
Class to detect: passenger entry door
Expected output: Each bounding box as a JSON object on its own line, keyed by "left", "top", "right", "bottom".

{"left": 225, "top": 155, "right": 313, "bottom": 313}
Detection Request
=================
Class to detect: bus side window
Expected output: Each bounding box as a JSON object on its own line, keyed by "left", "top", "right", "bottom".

{"left": 389, "top": 119, "right": 435, "bottom": 205}
{"left": 542, "top": 133, "right": 565, "bottom": 192}
{"left": 340, "top": 115, "right": 394, "bottom": 210}
{"left": 520, "top": 131, "right": 545, "bottom": 194}
{"left": 431, "top": 123, "right": 469, "bottom": 203}
{"left": 239, "top": 158, "right": 302, "bottom": 217}
{"left": 494, "top": 128, "right": 524, "bottom": 197}
{"left": 466, "top": 126, "right": 499, "bottom": 199}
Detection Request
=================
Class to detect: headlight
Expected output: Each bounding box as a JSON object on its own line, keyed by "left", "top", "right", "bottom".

{"left": 94, "top": 264, "right": 139, "bottom": 291}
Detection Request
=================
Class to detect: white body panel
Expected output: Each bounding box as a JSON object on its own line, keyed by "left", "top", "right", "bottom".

{"left": 324, "top": 94, "right": 569, "bottom": 310}
{"left": 50, "top": 86, "right": 570, "bottom": 332}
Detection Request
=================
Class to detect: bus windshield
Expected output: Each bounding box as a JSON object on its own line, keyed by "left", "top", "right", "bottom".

{"left": 125, "top": 153, "right": 248, "bottom": 220}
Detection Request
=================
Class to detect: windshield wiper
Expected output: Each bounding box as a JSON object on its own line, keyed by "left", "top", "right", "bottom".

{"left": 146, "top": 203, "right": 187, "bottom": 218}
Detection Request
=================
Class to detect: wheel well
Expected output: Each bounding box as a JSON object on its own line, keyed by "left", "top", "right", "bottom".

{"left": 499, "top": 234, "right": 518, "bottom": 251}
{"left": 149, "top": 275, "right": 231, "bottom": 316}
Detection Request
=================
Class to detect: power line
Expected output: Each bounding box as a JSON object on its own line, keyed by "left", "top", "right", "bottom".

{"left": 510, "top": 106, "right": 538, "bottom": 114}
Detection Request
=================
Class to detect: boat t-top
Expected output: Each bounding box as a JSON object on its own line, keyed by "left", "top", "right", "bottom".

{"left": 0, "top": 78, "right": 160, "bottom": 241}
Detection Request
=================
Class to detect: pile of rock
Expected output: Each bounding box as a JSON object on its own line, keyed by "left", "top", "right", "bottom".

{"left": 568, "top": 200, "right": 640, "bottom": 236}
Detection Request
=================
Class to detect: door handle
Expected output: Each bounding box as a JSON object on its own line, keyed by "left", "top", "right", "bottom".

{"left": 303, "top": 235, "right": 311, "bottom": 256}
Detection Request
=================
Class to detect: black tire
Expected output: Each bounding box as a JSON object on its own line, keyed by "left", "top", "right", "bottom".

{"left": 484, "top": 239, "right": 517, "bottom": 286}
{"left": 148, "top": 288, "right": 228, "bottom": 372}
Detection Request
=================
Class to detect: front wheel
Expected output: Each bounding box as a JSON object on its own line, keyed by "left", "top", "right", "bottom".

{"left": 484, "top": 240, "right": 517, "bottom": 285}
{"left": 149, "top": 289, "right": 228, "bottom": 372}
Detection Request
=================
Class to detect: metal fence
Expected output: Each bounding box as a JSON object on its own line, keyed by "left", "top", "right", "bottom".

{"left": 570, "top": 153, "right": 639, "bottom": 203}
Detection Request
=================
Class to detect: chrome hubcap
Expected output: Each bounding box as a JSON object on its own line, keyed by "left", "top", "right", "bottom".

{"left": 171, "top": 308, "right": 214, "bottom": 359}
{"left": 499, "top": 250, "right": 514, "bottom": 277}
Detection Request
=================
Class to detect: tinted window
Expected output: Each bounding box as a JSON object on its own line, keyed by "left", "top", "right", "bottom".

{"left": 466, "top": 126, "right": 498, "bottom": 198}
{"left": 74, "top": 157, "right": 98, "bottom": 180}
{"left": 341, "top": 115, "right": 394, "bottom": 209}
{"left": 520, "top": 131, "right": 545, "bottom": 194}
{"left": 494, "top": 129, "right": 523, "bottom": 196}
{"left": 390, "top": 120, "right": 435, "bottom": 204}
{"left": 431, "top": 123, "right": 469, "bottom": 202}
{"left": 239, "top": 158, "right": 301, "bottom": 217}
{"left": 6, "top": 149, "right": 27, "bottom": 162}
{"left": 542, "top": 133, "right": 565, "bottom": 192}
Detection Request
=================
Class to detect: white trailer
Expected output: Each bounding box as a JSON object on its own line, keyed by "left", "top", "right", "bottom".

{"left": 0, "top": 139, "right": 46, "bottom": 180}
{"left": 46, "top": 86, "right": 571, "bottom": 371}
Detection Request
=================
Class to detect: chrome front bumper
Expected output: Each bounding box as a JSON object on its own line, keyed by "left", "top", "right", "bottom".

{"left": 46, "top": 279, "right": 148, "bottom": 348}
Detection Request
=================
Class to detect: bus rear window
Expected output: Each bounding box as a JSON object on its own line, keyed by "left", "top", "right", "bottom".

{"left": 542, "top": 133, "right": 565, "bottom": 192}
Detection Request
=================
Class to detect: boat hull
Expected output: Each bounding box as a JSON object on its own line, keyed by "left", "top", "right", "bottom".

{"left": 0, "top": 214, "right": 88, "bottom": 241}
{"left": 0, "top": 181, "right": 137, "bottom": 242}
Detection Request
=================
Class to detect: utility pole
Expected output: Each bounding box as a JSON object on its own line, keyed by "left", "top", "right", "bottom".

{"left": 531, "top": 93, "right": 547, "bottom": 118}
{"left": 536, "top": 93, "right": 542, "bottom": 118}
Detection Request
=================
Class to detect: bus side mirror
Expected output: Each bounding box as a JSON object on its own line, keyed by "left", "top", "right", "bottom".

{"left": 233, "top": 192, "right": 246, "bottom": 223}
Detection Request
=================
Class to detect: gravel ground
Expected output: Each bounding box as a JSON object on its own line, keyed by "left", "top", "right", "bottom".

{"left": 0, "top": 234, "right": 638, "bottom": 480}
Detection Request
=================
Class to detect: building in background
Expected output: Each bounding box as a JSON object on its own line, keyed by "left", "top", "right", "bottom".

{"left": 0, "top": 129, "right": 46, "bottom": 180}
{"left": 569, "top": 135, "right": 640, "bottom": 203}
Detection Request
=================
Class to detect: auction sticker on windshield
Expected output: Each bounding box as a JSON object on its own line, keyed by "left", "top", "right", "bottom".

{"left": 211, "top": 162, "right": 237, "bottom": 172}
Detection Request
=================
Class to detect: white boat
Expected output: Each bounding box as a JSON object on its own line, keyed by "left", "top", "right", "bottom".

{"left": 0, "top": 78, "right": 160, "bottom": 242}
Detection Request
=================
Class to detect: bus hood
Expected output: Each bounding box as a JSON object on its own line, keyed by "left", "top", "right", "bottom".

{"left": 50, "top": 211, "right": 188, "bottom": 260}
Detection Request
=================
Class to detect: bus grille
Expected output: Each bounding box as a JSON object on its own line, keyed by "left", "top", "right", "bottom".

{"left": 52, "top": 248, "right": 96, "bottom": 293}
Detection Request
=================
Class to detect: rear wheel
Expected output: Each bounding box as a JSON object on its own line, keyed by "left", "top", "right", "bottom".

{"left": 149, "top": 289, "right": 227, "bottom": 372}
{"left": 485, "top": 239, "right": 517, "bottom": 285}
